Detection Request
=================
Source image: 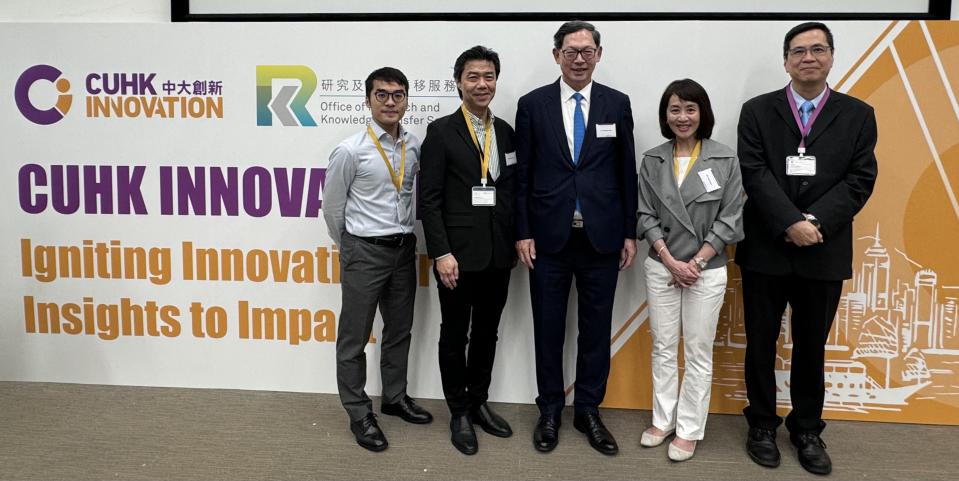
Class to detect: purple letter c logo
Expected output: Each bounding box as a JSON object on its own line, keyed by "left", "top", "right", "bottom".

{"left": 15, "top": 64, "right": 72, "bottom": 125}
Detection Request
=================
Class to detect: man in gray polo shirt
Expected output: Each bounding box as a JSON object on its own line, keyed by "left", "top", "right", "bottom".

{"left": 322, "top": 66, "right": 433, "bottom": 452}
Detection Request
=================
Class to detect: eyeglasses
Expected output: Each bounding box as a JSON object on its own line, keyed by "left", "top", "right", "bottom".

{"left": 560, "top": 47, "right": 598, "bottom": 61}
{"left": 787, "top": 45, "right": 832, "bottom": 59}
{"left": 373, "top": 90, "right": 407, "bottom": 103}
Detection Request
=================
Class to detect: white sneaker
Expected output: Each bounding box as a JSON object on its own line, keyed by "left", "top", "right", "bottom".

{"left": 640, "top": 427, "right": 674, "bottom": 447}
{"left": 667, "top": 439, "right": 697, "bottom": 462}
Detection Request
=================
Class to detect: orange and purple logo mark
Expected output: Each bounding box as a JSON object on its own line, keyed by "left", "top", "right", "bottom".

{"left": 15, "top": 65, "right": 73, "bottom": 125}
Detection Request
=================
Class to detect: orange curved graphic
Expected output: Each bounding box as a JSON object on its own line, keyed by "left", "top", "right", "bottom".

{"left": 603, "top": 21, "right": 959, "bottom": 425}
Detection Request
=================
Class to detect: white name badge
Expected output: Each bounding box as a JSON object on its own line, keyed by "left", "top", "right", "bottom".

{"left": 786, "top": 155, "right": 817, "bottom": 176}
{"left": 471, "top": 186, "right": 496, "bottom": 206}
{"left": 698, "top": 168, "right": 721, "bottom": 192}
{"left": 596, "top": 124, "right": 616, "bottom": 138}
{"left": 505, "top": 151, "right": 517, "bottom": 166}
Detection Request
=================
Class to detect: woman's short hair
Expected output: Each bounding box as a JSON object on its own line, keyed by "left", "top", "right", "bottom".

{"left": 658, "top": 79, "right": 715, "bottom": 140}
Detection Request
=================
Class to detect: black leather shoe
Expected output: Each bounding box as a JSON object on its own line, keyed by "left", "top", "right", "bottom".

{"left": 573, "top": 412, "right": 618, "bottom": 455}
{"left": 791, "top": 431, "right": 832, "bottom": 475}
{"left": 470, "top": 403, "right": 513, "bottom": 438}
{"left": 350, "top": 413, "right": 388, "bottom": 452}
{"left": 746, "top": 427, "right": 781, "bottom": 468}
{"left": 381, "top": 395, "right": 433, "bottom": 424}
{"left": 450, "top": 414, "right": 478, "bottom": 455}
{"left": 532, "top": 415, "right": 560, "bottom": 452}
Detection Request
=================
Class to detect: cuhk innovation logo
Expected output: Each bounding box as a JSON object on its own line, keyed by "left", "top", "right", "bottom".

{"left": 256, "top": 65, "right": 317, "bottom": 126}
{"left": 15, "top": 64, "right": 73, "bottom": 125}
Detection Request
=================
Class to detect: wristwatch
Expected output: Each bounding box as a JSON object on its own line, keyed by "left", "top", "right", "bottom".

{"left": 804, "top": 213, "right": 821, "bottom": 229}
{"left": 693, "top": 256, "right": 708, "bottom": 270}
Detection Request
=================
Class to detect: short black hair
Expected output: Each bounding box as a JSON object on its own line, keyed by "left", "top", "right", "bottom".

{"left": 365, "top": 67, "right": 409, "bottom": 99}
{"left": 553, "top": 20, "right": 601, "bottom": 50}
{"left": 658, "top": 79, "right": 715, "bottom": 140}
{"left": 453, "top": 46, "right": 501, "bottom": 99}
{"left": 783, "top": 22, "right": 834, "bottom": 58}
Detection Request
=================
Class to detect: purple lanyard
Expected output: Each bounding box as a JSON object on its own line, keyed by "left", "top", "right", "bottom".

{"left": 785, "top": 84, "right": 830, "bottom": 153}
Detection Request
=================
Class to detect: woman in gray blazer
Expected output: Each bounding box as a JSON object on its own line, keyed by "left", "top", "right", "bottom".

{"left": 636, "top": 79, "right": 744, "bottom": 461}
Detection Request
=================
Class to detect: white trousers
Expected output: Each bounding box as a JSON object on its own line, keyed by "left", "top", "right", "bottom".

{"left": 644, "top": 256, "right": 727, "bottom": 440}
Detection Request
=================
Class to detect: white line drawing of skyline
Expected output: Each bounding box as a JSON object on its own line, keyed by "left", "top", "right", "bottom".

{"left": 717, "top": 224, "right": 957, "bottom": 413}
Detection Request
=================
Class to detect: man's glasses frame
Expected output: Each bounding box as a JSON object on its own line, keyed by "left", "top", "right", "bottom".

{"left": 373, "top": 89, "right": 407, "bottom": 103}
{"left": 787, "top": 44, "right": 833, "bottom": 59}
{"left": 559, "top": 47, "right": 598, "bottom": 61}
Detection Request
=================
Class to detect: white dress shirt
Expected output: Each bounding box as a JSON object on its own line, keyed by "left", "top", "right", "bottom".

{"left": 789, "top": 83, "right": 828, "bottom": 112}
{"left": 559, "top": 80, "right": 593, "bottom": 161}
{"left": 322, "top": 121, "right": 420, "bottom": 245}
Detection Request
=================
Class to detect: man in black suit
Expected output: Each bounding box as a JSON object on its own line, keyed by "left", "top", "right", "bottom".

{"left": 420, "top": 46, "right": 516, "bottom": 456}
{"left": 736, "top": 22, "right": 878, "bottom": 475}
{"left": 514, "top": 21, "right": 637, "bottom": 456}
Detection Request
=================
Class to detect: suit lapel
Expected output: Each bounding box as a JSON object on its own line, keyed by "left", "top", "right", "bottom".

{"left": 452, "top": 109, "right": 480, "bottom": 157}
{"left": 775, "top": 90, "right": 802, "bottom": 141}
{"left": 451, "top": 110, "right": 482, "bottom": 179}
{"left": 679, "top": 161, "right": 708, "bottom": 206}
{"left": 492, "top": 119, "right": 509, "bottom": 184}
{"left": 804, "top": 90, "right": 841, "bottom": 148}
{"left": 645, "top": 144, "right": 697, "bottom": 235}
{"left": 544, "top": 81, "right": 573, "bottom": 165}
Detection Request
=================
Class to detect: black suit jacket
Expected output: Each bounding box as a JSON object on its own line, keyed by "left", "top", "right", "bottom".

{"left": 735, "top": 87, "right": 878, "bottom": 280}
{"left": 420, "top": 109, "right": 517, "bottom": 272}
{"left": 514, "top": 80, "right": 637, "bottom": 255}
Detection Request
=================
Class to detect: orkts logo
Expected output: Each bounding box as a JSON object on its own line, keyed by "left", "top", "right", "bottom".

{"left": 14, "top": 64, "right": 224, "bottom": 125}
{"left": 256, "top": 65, "right": 317, "bottom": 126}
{"left": 255, "top": 64, "right": 446, "bottom": 128}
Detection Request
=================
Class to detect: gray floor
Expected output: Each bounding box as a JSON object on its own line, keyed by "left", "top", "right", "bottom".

{"left": 0, "top": 382, "right": 955, "bottom": 481}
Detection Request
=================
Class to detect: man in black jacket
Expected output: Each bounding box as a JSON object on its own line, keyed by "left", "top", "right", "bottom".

{"left": 736, "top": 22, "right": 878, "bottom": 476}
{"left": 419, "top": 45, "right": 516, "bottom": 456}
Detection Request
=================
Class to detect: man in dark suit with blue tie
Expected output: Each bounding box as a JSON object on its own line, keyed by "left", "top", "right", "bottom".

{"left": 514, "top": 20, "right": 638, "bottom": 456}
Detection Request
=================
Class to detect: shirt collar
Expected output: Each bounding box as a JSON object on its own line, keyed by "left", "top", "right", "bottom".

{"left": 369, "top": 120, "right": 406, "bottom": 142}
{"left": 560, "top": 79, "right": 593, "bottom": 104}
{"left": 464, "top": 107, "right": 495, "bottom": 125}
{"left": 790, "top": 83, "right": 828, "bottom": 110}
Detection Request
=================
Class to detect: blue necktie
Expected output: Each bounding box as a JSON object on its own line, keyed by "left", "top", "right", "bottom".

{"left": 572, "top": 92, "right": 585, "bottom": 164}
{"left": 571, "top": 92, "right": 586, "bottom": 216}
{"left": 800, "top": 100, "right": 814, "bottom": 126}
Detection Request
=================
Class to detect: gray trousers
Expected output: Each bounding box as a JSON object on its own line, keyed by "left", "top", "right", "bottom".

{"left": 336, "top": 232, "right": 417, "bottom": 422}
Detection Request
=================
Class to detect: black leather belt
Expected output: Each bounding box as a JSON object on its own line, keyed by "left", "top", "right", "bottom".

{"left": 356, "top": 233, "right": 415, "bottom": 247}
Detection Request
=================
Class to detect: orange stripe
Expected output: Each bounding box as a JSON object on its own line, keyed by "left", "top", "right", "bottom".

{"left": 563, "top": 302, "right": 650, "bottom": 397}
{"left": 835, "top": 20, "right": 900, "bottom": 91}
{"left": 611, "top": 302, "right": 648, "bottom": 345}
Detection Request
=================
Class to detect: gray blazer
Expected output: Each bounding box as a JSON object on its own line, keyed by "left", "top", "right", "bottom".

{"left": 637, "top": 138, "right": 745, "bottom": 269}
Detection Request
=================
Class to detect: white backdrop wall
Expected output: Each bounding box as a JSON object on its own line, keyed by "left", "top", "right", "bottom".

{"left": 1, "top": 22, "right": 887, "bottom": 406}
{"left": 0, "top": 1, "right": 170, "bottom": 22}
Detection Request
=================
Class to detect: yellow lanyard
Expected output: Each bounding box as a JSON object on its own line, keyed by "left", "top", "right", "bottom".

{"left": 672, "top": 140, "right": 701, "bottom": 184}
{"left": 461, "top": 104, "right": 494, "bottom": 186}
{"left": 366, "top": 124, "right": 406, "bottom": 192}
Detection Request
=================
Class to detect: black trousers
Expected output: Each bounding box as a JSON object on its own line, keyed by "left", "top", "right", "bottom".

{"left": 741, "top": 268, "right": 842, "bottom": 434}
{"left": 530, "top": 229, "right": 619, "bottom": 417}
{"left": 436, "top": 264, "right": 512, "bottom": 415}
